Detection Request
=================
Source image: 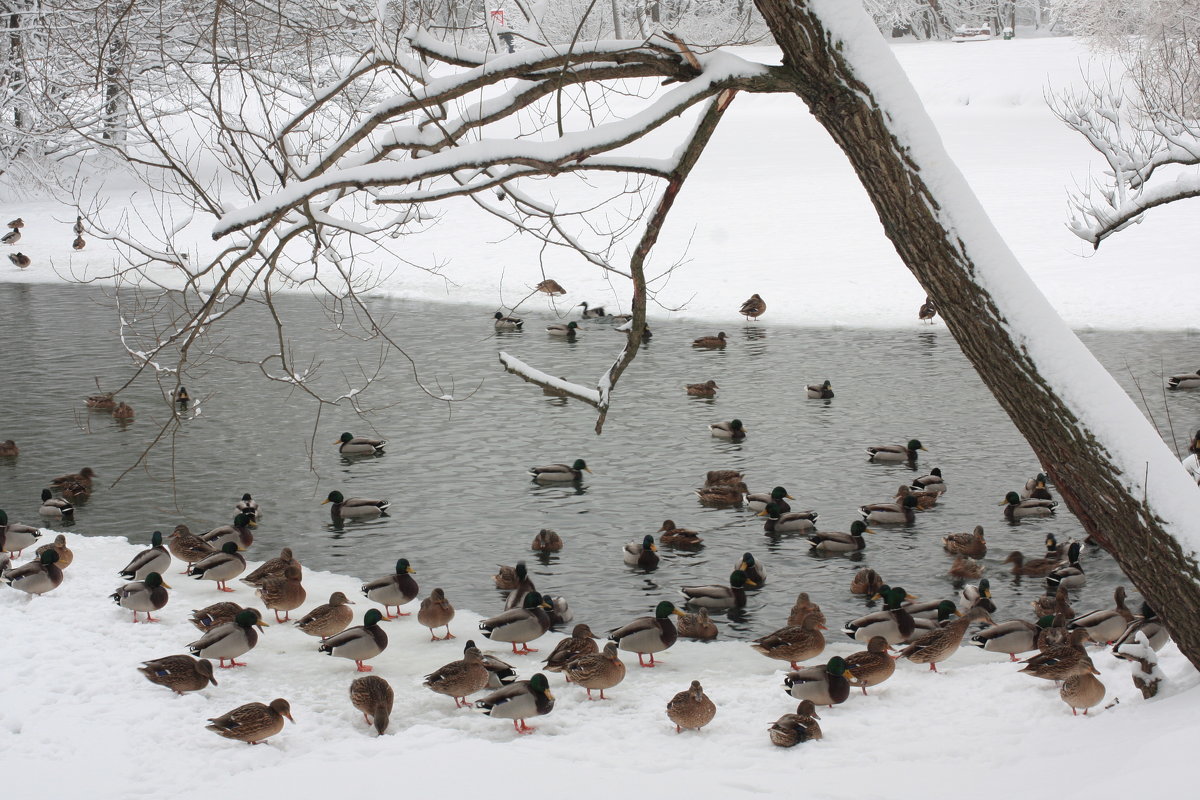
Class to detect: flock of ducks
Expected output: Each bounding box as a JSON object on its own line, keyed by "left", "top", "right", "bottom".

{"left": 3, "top": 215, "right": 86, "bottom": 269}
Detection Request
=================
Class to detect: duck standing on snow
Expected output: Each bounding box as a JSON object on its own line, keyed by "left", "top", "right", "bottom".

{"left": 189, "top": 541, "right": 247, "bottom": 592}
{"left": 187, "top": 608, "right": 269, "bottom": 668}
{"left": 1060, "top": 671, "right": 1107, "bottom": 716}
{"left": 843, "top": 586, "right": 916, "bottom": 644}
{"left": 201, "top": 514, "right": 255, "bottom": 551}
{"left": 845, "top": 636, "right": 896, "bottom": 694}
{"left": 350, "top": 675, "right": 394, "bottom": 735}
{"left": 1019, "top": 629, "right": 1097, "bottom": 681}
{"left": 1068, "top": 586, "right": 1133, "bottom": 645}
{"left": 1, "top": 228, "right": 20, "bottom": 245}
{"left": 336, "top": 431, "right": 387, "bottom": 455}
{"left": 417, "top": 587, "right": 456, "bottom": 640}
{"left": 768, "top": 700, "right": 822, "bottom": 747}
{"left": 900, "top": 606, "right": 994, "bottom": 672}
{"left": 168, "top": 525, "right": 216, "bottom": 571}
{"left": 35, "top": 534, "right": 74, "bottom": 568}
{"left": 1, "top": 509, "right": 41, "bottom": 557}
{"left": 479, "top": 592, "right": 553, "bottom": 655}
{"left": 783, "top": 657, "right": 855, "bottom": 707}
{"left": 677, "top": 608, "right": 718, "bottom": 640}
{"left": 667, "top": 680, "right": 717, "bottom": 732}
{"left": 362, "top": 558, "right": 419, "bottom": 618}
{"left": 542, "top": 623, "right": 600, "bottom": 674}
{"left": 1112, "top": 603, "right": 1170, "bottom": 653}
{"left": 320, "top": 608, "right": 390, "bottom": 672}
{"left": 111, "top": 571, "right": 171, "bottom": 623}
{"left": 608, "top": 600, "right": 685, "bottom": 667}
{"left": 562, "top": 642, "right": 627, "bottom": 700}
{"left": 424, "top": 646, "right": 491, "bottom": 707}
{"left": 475, "top": 673, "right": 555, "bottom": 735}
{"left": 255, "top": 563, "right": 306, "bottom": 622}
{"left": 529, "top": 458, "right": 591, "bottom": 482}
{"left": 3, "top": 548, "right": 62, "bottom": 595}
{"left": 866, "top": 439, "right": 926, "bottom": 463}
{"left": 323, "top": 490, "right": 390, "bottom": 519}
{"left": 751, "top": 615, "right": 826, "bottom": 669}
{"left": 242, "top": 547, "right": 298, "bottom": 588}
{"left": 119, "top": 531, "right": 171, "bottom": 580}
{"left": 138, "top": 655, "right": 218, "bottom": 695}
{"left": 189, "top": 602, "right": 246, "bottom": 633}
{"left": 919, "top": 297, "right": 937, "bottom": 323}
{"left": 206, "top": 698, "right": 294, "bottom": 744}
{"left": 739, "top": 293, "right": 766, "bottom": 321}
{"left": 968, "top": 618, "right": 1047, "bottom": 662}
{"left": 294, "top": 591, "right": 356, "bottom": 640}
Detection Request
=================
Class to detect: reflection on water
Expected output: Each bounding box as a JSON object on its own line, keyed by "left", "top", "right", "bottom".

{"left": 1, "top": 284, "right": 1199, "bottom": 641}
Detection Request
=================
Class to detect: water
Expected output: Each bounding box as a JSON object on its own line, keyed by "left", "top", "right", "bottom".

{"left": 2, "top": 283, "right": 1199, "bottom": 640}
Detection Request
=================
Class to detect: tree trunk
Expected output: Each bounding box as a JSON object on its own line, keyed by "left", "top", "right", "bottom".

{"left": 7, "top": 5, "right": 22, "bottom": 130}
{"left": 754, "top": 0, "right": 1200, "bottom": 669}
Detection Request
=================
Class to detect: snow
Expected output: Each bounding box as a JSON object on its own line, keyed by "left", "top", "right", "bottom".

{"left": 3, "top": 529, "right": 1199, "bottom": 800}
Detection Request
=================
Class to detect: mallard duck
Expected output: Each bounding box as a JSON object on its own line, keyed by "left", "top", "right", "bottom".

{"left": 493, "top": 564, "right": 519, "bottom": 590}
{"left": 1046, "top": 542, "right": 1086, "bottom": 589}
{"left": 535, "top": 278, "right": 567, "bottom": 295}
{"left": 1001, "top": 491, "right": 1057, "bottom": 519}
{"left": 59, "top": 480, "right": 90, "bottom": 501}
{"left": 3, "top": 548, "right": 63, "bottom": 594}
{"left": 751, "top": 615, "right": 826, "bottom": 669}
{"left": 960, "top": 579, "right": 996, "bottom": 612}
{"left": 783, "top": 657, "right": 854, "bottom": 707}
{"left": 787, "top": 593, "right": 826, "bottom": 627}
{"left": 0, "top": 439, "right": 17, "bottom": 456}
{"left": 686, "top": 380, "right": 718, "bottom": 397}
{"left": 1020, "top": 473, "right": 1054, "bottom": 500}
{"left": 809, "top": 520, "right": 872, "bottom": 553}
{"left": 1032, "top": 585, "right": 1074, "bottom": 620}
{"left": 86, "top": 393, "right": 115, "bottom": 409}
{"left": 845, "top": 636, "right": 896, "bottom": 694}
{"left": 943, "top": 525, "right": 986, "bottom": 557}
{"left": 51, "top": 467, "right": 96, "bottom": 489}
{"left": 1167, "top": 369, "right": 1200, "bottom": 390}
{"left": 542, "top": 623, "right": 600, "bottom": 673}
{"left": 1, "top": 228, "right": 20, "bottom": 245}
{"left": 578, "top": 301, "right": 607, "bottom": 319}
{"left": 189, "top": 542, "right": 247, "bottom": 592}
{"left": 461, "top": 639, "right": 518, "bottom": 689}
{"left": 658, "top": 520, "right": 704, "bottom": 548}
{"left": 424, "top": 646, "right": 491, "bottom": 707}
{"left": 709, "top": 419, "right": 746, "bottom": 440}
{"left": 705, "top": 469, "right": 744, "bottom": 487}
{"left": 859, "top": 495, "right": 918, "bottom": 524}
{"left": 843, "top": 587, "right": 916, "bottom": 644}
{"left": 1068, "top": 586, "right": 1134, "bottom": 645}
{"left": 546, "top": 321, "right": 579, "bottom": 337}
{"left": 323, "top": 490, "right": 390, "bottom": 519}
{"left": 866, "top": 440, "right": 925, "bottom": 462}
{"left": 206, "top": 698, "right": 293, "bottom": 744}
{"left": 111, "top": 401, "right": 134, "bottom": 419}
{"left": 111, "top": 572, "right": 171, "bottom": 623}
{"left": 769, "top": 701, "right": 822, "bottom": 747}
{"left": 418, "top": 587, "right": 456, "bottom": 640}
{"left": 677, "top": 608, "right": 718, "bottom": 640}
{"left": 1061, "top": 672, "right": 1106, "bottom": 715}
{"left": 738, "top": 552, "right": 766, "bottom": 584}
{"left": 189, "top": 602, "right": 246, "bottom": 633}
{"left": 681, "top": 570, "right": 754, "bottom": 610}
{"left": 350, "top": 675, "right": 394, "bottom": 734}
{"left": 948, "top": 556, "right": 984, "bottom": 580}
{"left": 911, "top": 467, "right": 946, "bottom": 493}
{"left": 35, "top": 534, "right": 74, "bottom": 568}
{"left": 1003, "top": 550, "right": 1058, "bottom": 577}
{"left": 529, "top": 459, "right": 590, "bottom": 482}
{"left": 1112, "top": 603, "right": 1170, "bottom": 653}
{"left": 608, "top": 600, "right": 685, "bottom": 667}
{"left": 234, "top": 493, "right": 260, "bottom": 523}
{"left": 242, "top": 547, "right": 298, "bottom": 587}
{"left": 739, "top": 293, "right": 766, "bottom": 320}
{"left": 692, "top": 331, "right": 727, "bottom": 348}
{"left": 893, "top": 484, "right": 939, "bottom": 509}
{"left": 900, "top": 606, "right": 993, "bottom": 672}
{"left": 850, "top": 568, "right": 885, "bottom": 596}
{"left": 968, "top": 618, "right": 1046, "bottom": 661}
{"left": 918, "top": 297, "right": 937, "bottom": 323}
{"left": 7, "top": 217, "right": 22, "bottom": 228}
{"left": 187, "top": 608, "right": 269, "bottom": 668}
{"left": 531, "top": 528, "right": 563, "bottom": 552}
{"left": 476, "top": 673, "right": 555, "bottom": 734}
{"left": 667, "top": 680, "right": 716, "bottom": 732}
{"left": 746, "top": 486, "right": 792, "bottom": 513}
{"left": 0, "top": 509, "right": 41, "bottom": 557}
{"left": 201, "top": 514, "right": 255, "bottom": 551}
{"left": 807, "top": 380, "right": 834, "bottom": 399}
{"left": 138, "top": 655, "right": 218, "bottom": 694}
{"left": 320, "top": 608, "right": 389, "bottom": 671}
{"left": 294, "top": 591, "right": 355, "bottom": 640}
{"left": 502, "top": 561, "right": 537, "bottom": 610}
{"left": 1020, "top": 629, "right": 1098, "bottom": 681}
{"left": 256, "top": 564, "right": 306, "bottom": 623}
{"left": 362, "top": 558, "right": 419, "bottom": 618}
{"left": 38, "top": 489, "right": 73, "bottom": 519}
{"left": 168, "top": 524, "right": 216, "bottom": 570}
{"left": 493, "top": 311, "right": 523, "bottom": 330}
{"left": 563, "top": 642, "right": 626, "bottom": 700}
{"left": 623, "top": 534, "right": 659, "bottom": 569}
{"left": 760, "top": 501, "right": 819, "bottom": 533}
{"left": 697, "top": 481, "right": 749, "bottom": 506}
{"left": 479, "top": 592, "right": 553, "bottom": 654}
{"left": 336, "top": 431, "right": 386, "bottom": 456}
{"left": 905, "top": 601, "right": 963, "bottom": 641}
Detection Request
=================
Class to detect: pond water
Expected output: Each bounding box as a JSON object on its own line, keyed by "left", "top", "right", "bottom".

{"left": 2, "top": 283, "right": 1199, "bottom": 641}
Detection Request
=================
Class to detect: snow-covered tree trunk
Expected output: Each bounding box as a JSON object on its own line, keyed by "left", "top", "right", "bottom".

{"left": 755, "top": 0, "right": 1200, "bottom": 669}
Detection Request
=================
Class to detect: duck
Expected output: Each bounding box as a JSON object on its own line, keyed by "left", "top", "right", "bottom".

{"left": 138, "top": 655, "right": 219, "bottom": 694}
{"left": 746, "top": 486, "right": 793, "bottom": 513}
{"left": 189, "top": 602, "right": 246, "bottom": 633}
{"left": 336, "top": 431, "right": 386, "bottom": 455}
{"left": 562, "top": 642, "right": 626, "bottom": 700}
{"left": 475, "top": 673, "right": 555, "bottom": 735}
{"left": 787, "top": 593, "right": 826, "bottom": 627}
{"left": 234, "top": 493, "right": 260, "bottom": 523}
{"left": 3, "top": 549, "right": 63, "bottom": 594}
{"left": 85, "top": 394, "right": 115, "bottom": 410}
{"left": 859, "top": 495, "right": 918, "bottom": 524}
{"left": 968, "top": 618, "right": 1047, "bottom": 662}
{"left": 760, "top": 501, "right": 819, "bottom": 533}
{"left": 578, "top": 301, "right": 607, "bottom": 319}
{"left": 362, "top": 558, "right": 419, "bottom": 618}
{"left": 1019, "top": 629, "right": 1098, "bottom": 681}
{"left": 350, "top": 675, "right": 394, "bottom": 735}
{"left": 783, "top": 657, "right": 855, "bottom": 707}
{"left": 1001, "top": 491, "right": 1057, "bottom": 519}
{"left": 72, "top": 215, "right": 83, "bottom": 233}
{"left": 768, "top": 700, "right": 822, "bottom": 747}
{"left": 256, "top": 564, "right": 306, "bottom": 623}
{"left": 738, "top": 552, "right": 766, "bottom": 584}
{"left": 502, "top": 561, "right": 537, "bottom": 610}
{"left": 751, "top": 615, "right": 826, "bottom": 669}
{"left": 1068, "top": 586, "right": 1134, "bottom": 645}
{"left": 739, "top": 293, "right": 766, "bottom": 320}
{"left": 1167, "top": 369, "right": 1200, "bottom": 390}
{"left": 623, "top": 534, "right": 659, "bottom": 569}
{"left": 417, "top": 587, "right": 456, "bottom": 640}
{"left": 111, "top": 401, "right": 134, "bottom": 419}
{"left": 0, "top": 439, "right": 17, "bottom": 456}
{"left": 323, "top": 490, "right": 390, "bottom": 519}
{"left": 493, "top": 311, "right": 523, "bottom": 330}
{"left": 1112, "top": 603, "right": 1170, "bottom": 653}
{"left": 677, "top": 608, "right": 718, "bottom": 640}
{"left": 866, "top": 439, "right": 925, "bottom": 462}
{"left": 531, "top": 528, "right": 563, "bottom": 552}
{"left": 709, "top": 419, "right": 746, "bottom": 440}
{"left": 1, "top": 228, "right": 20, "bottom": 245}
{"left": 35, "top": 534, "right": 74, "bottom": 569}
{"left": 201, "top": 514, "right": 255, "bottom": 551}
{"left": 808, "top": 520, "right": 872, "bottom": 553}
{"left": 1003, "top": 549, "right": 1059, "bottom": 577}
{"left": 38, "top": 489, "right": 74, "bottom": 519}
{"left": 943, "top": 525, "right": 986, "bottom": 557}
{"left": 320, "top": 608, "right": 390, "bottom": 671}
{"left": 111, "top": 572, "right": 171, "bottom": 623}
{"left": 189, "top": 542, "right": 247, "bottom": 592}
{"left": 845, "top": 636, "right": 896, "bottom": 694}
{"left": 948, "top": 556, "right": 984, "bottom": 580}
{"left": 529, "top": 459, "right": 590, "bottom": 482}
{"left": 697, "top": 481, "right": 749, "bottom": 506}
{"left": 893, "top": 484, "right": 939, "bottom": 509}
{"left": 206, "top": 699, "right": 293, "bottom": 744}
{"left": 807, "top": 380, "right": 834, "bottom": 399}
{"left": 1046, "top": 542, "right": 1086, "bottom": 589}
{"left": 1021, "top": 473, "right": 1054, "bottom": 500}
{"left": 7, "top": 217, "right": 22, "bottom": 228}
{"left": 542, "top": 623, "right": 600, "bottom": 674}
{"left": 843, "top": 587, "right": 916, "bottom": 644}
{"left": 919, "top": 297, "right": 937, "bottom": 323}
{"left": 1061, "top": 672, "right": 1106, "bottom": 715}
{"left": 899, "top": 606, "right": 994, "bottom": 672}
{"left": 174, "top": 386, "right": 191, "bottom": 408}
{"left": 424, "top": 646, "right": 491, "bottom": 707}
{"left": 667, "top": 680, "right": 717, "bottom": 732}
{"left": 608, "top": 600, "right": 685, "bottom": 667}
{"left": 680, "top": 570, "right": 754, "bottom": 610}
{"left": 0, "top": 510, "right": 42, "bottom": 557}
{"left": 692, "top": 331, "right": 727, "bottom": 348}
{"left": 187, "top": 608, "right": 269, "bottom": 668}
{"left": 242, "top": 547, "right": 298, "bottom": 587}
{"left": 50, "top": 466, "right": 96, "bottom": 490}
{"left": 535, "top": 278, "right": 567, "bottom": 295}
{"left": 705, "top": 469, "right": 744, "bottom": 487}
{"left": 911, "top": 467, "right": 947, "bottom": 493}
{"left": 168, "top": 524, "right": 216, "bottom": 569}
{"left": 657, "top": 520, "right": 703, "bottom": 548}
{"left": 72, "top": 235, "right": 86, "bottom": 250}
{"left": 960, "top": 579, "right": 996, "bottom": 613}
{"left": 546, "top": 321, "right": 579, "bottom": 337}
{"left": 1032, "top": 585, "right": 1074, "bottom": 620}
{"left": 479, "top": 592, "right": 553, "bottom": 655}
{"left": 686, "top": 379, "right": 719, "bottom": 397}
{"left": 59, "top": 480, "right": 91, "bottom": 501}
{"left": 850, "top": 568, "right": 885, "bottom": 596}
{"left": 1, "top": 252, "right": 22, "bottom": 268}
{"left": 294, "top": 591, "right": 356, "bottom": 640}
{"left": 461, "top": 639, "right": 518, "bottom": 689}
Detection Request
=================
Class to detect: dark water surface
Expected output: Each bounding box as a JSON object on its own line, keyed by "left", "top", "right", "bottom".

{"left": 2, "top": 283, "right": 1199, "bottom": 640}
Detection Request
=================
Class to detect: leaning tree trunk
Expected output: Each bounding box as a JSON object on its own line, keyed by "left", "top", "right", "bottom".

{"left": 754, "top": 0, "right": 1200, "bottom": 668}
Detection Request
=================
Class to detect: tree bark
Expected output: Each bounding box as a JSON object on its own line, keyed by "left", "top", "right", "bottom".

{"left": 754, "top": 0, "right": 1200, "bottom": 669}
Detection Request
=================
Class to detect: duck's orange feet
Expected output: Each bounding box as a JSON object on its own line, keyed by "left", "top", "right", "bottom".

{"left": 355, "top": 661, "right": 374, "bottom": 672}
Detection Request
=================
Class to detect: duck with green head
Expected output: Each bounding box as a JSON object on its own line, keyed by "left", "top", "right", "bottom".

{"left": 529, "top": 459, "right": 591, "bottom": 482}
{"left": 866, "top": 439, "right": 926, "bottom": 462}
{"left": 324, "top": 490, "right": 390, "bottom": 519}
{"left": 843, "top": 586, "right": 917, "bottom": 644}
{"left": 362, "top": 558, "right": 418, "bottom": 618}
{"left": 623, "top": 534, "right": 659, "bottom": 569}
{"left": 809, "top": 521, "right": 873, "bottom": 553}
{"left": 336, "top": 431, "right": 386, "bottom": 456}
{"left": 3, "top": 548, "right": 62, "bottom": 595}
{"left": 681, "top": 570, "right": 755, "bottom": 610}
{"left": 189, "top": 542, "right": 247, "bottom": 592}
{"left": 187, "top": 608, "right": 269, "bottom": 668}
{"left": 746, "top": 486, "right": 792, "bottom": 513}
{"left": 1001, "top": 491, "right": 1057, "bottom": 520}
{"left": 546, "top": 320, "right": 579, "bottom": 337}
{"left": 859, "top": 494, "right": 919, "bottom": 525}
{"left": 475, "top": 672, "right": 555, "bottom": 734}
{"left": 38, "top": 489, "right": 73, "bottom": 519}
{"left": 0, "top": 509, "right": 40, "bottom": 557}
{"left": 201, "top": 514, "right": 255, "bottom": 551}
{"left": 608, "top": 600, "right": 686, "bottom": 667}
{"left": 738, "top": 552, "right": 766, "bottom": 584}
{"left": 119, "top": 530, "right": 171, "bottom": 580}
{"left": 111, "top": 571, "right": 171, "bottom": 623}
{"left": 320, "top": 608, "right": 390, "bottom": 671}
{"left": 479, "top": 592, "right": 553, "bottom": 654}
{"left": 783, "top": 656, "right": 855, "bottom": 707}
{"left": 806, "top": 380, "right": 834, "bottom": 400}
{"left": 760, "top": 502, "right": 819, "bottom": 533}
{"left": 709, "top": 419, "right": 746, "bottom": 440}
